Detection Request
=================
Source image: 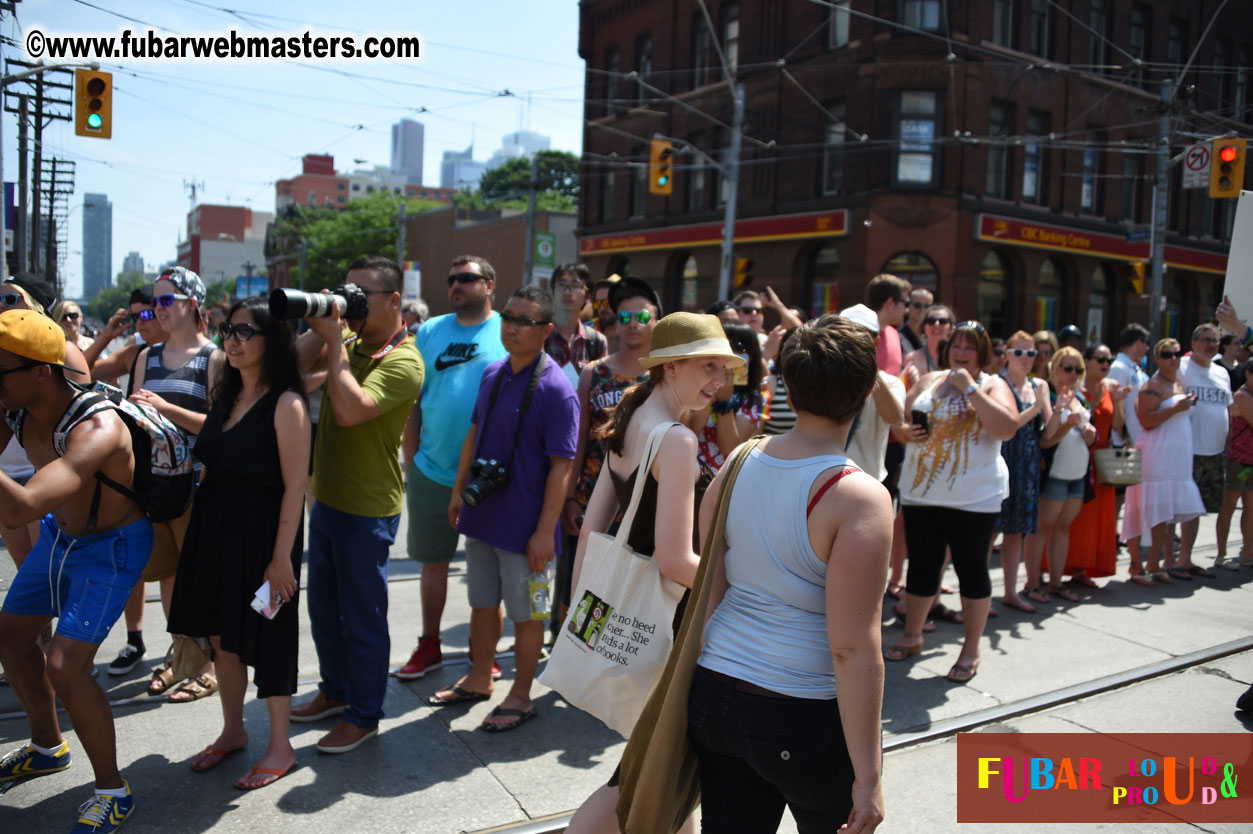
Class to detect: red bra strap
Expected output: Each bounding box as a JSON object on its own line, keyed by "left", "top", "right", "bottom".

{"left": 807, "top": 466, "right": 859, "bottom": 517}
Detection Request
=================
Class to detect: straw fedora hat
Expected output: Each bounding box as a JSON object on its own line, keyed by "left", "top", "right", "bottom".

{"left": 639, "top": 312, "right": 746, "bottom": 370}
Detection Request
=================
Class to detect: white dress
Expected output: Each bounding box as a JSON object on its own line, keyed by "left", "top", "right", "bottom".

{"left": 1121, "top": 394, "right": 1205, "bottom": 542}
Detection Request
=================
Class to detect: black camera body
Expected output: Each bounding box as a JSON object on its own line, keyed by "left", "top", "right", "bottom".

{"left": 461, "top": 458, "right": 510, "bottom": 507}
{"left": 269, "top": 283, "right": 369, "bottom": 320}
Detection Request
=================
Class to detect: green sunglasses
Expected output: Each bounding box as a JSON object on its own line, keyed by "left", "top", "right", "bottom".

{"left": 618, "top": 310, "right": 652, "bottom": 325}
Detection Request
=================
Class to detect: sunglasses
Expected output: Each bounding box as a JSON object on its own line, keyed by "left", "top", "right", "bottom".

{"left": 1091, "top": 356, "right": 1112, "bottom": 365}
{"left": 618, "top": 310, "right": 653, "bottom": 325}
{"left": 592, "top": 297, "right": 611, "bottom": 313}
{"left": 447, "top": 272, "right": 486, "bottom": 288}
{"left": 992, "top": 348, "right": 1005, "bottom": 357}
{"left": 0, "top": 292, "right": 23, "bottom": 307}
{"left": 127, "top": 309, "right": 157, "bottom": 324}
{"left": 955, "top": 320, "right": 986, "bottom": 333}
{"left": 1058, "top": 364, "right": 1082, "bottom": 374}
{"left": 909, "top": 301, "right": 928, "bottom": 309}
{"left": 1158, "top": 350, "right": 1183, "bottom": 360}
{"left": 499, "top": 311, "right": 549, "bottom": 328}
{"left": 152, "top": 293, "right": 190, "bottom": 308}
{"left": 61, "top": 311, "right": 81, "bottom": 322}
{"left": 737, "top": 306, "right": 763, "bottom": 316}
{"left": 1009, "top": 348, "right": 1038, "bottom": 358}
{"left": 0, "top": 362, "right": 41, "bottom": 379}
{"left": 219, "top": 322, "right": 262, "bottom": 342}
{"left": 924, "top": 316, "right": 952, "bottom": 326}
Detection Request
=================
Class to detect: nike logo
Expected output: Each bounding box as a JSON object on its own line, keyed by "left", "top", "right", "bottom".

{"left": 433, "top": 342, "right": 480, "bottom": 372}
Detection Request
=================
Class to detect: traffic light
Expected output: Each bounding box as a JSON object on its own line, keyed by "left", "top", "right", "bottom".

{"left": 74, "top": 69, "right": 112, "bottom": 139}
{"left": 1208, "top": 138, "right": 1246, "bottom": 199}
{"left": 1130, "top": 261, "right": 1145, "bottom": 296}
{"left": 733, "top": 257, "right": 755, "bottom": 289}
{"left": 649, "top": 138, "right": 674, "bottom": 195}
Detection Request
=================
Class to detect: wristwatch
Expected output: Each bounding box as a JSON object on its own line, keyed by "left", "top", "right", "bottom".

{"left": 964, "top": 382, "right": 978, "bottom": 396}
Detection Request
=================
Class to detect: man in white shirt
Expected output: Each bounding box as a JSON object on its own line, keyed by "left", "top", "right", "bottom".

{"left": 838, "top": 304, "right": 905, "bottom": 481}
{"left": 1178, "top": 323, "right": 1232, "bottom": 577}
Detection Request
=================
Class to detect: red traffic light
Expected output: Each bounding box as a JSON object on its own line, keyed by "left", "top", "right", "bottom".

{"left": 1219, "top": 145, "right": 1239, "bottom": 163}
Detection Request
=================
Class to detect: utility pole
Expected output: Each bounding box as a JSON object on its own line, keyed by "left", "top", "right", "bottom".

{"left": 1148, "top": 79, "right": 1172, "bottom": 346}
{"left": 298, "top": 240, "right": 308, "bottom": 291}
{"left": 396, "top": 200, "right": 407, "bottom": 267}
{"left": 15, "top": 94, "right": 27, "bottom": 274}
{"left": 716, "top": 84, "right": 745, "bottom": 302}
{"left": 29, "top": 74, "right": 44, "bottom": 275}
{"left": 523, "top": 154, "right": 539, "bottom": 285}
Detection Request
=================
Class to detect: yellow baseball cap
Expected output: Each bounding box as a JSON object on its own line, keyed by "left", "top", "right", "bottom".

{"left": 0, "top": 309, "right": 85, "bottom": 374}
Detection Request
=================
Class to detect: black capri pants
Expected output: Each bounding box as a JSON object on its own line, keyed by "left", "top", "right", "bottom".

{"left": 902, "top": 504, "right": 999, "bottom": 599}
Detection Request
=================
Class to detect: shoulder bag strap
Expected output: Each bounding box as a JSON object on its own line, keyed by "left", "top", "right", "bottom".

{"left": 612, "top": 420, "right": 680, "bottom": 548}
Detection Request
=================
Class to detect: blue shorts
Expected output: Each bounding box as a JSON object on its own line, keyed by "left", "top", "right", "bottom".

{"left": 1041, "top": 475, "right": 1086, "bottom": 501}
{"left": 3, "top": 514, "right": 153, "bottom": 644}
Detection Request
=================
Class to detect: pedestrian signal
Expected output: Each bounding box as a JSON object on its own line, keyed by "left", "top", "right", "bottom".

{"left": 649, "top": 138, "right": 674, "bottom": 196}
{"left": 74, "top": 69, "right": 112, "bottom": 139}
{"left": 1208, "top": 138, "right": 1246, "bottom": 199}
{"left": 733, "top": 257, "right": 755, "bottom": 290}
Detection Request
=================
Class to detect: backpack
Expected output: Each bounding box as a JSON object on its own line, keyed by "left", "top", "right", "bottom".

{"left": 9, "top": 382, "right": 195, "bottom": 531}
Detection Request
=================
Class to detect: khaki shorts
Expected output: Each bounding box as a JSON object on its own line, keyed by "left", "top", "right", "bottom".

{"left": 405, "top": 463, "right": 460, "bottom": 564}
{"left": 141, "top": 505, "right": 193, "bottom": 582}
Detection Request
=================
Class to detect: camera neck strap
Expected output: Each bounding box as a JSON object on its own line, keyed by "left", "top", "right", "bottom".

{"left": 476, "top": 352, "right": 549, "bottom": 472}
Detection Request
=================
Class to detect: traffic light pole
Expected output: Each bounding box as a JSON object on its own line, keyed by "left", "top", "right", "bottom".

{"left": 30, "top": 73, "right": 43, "bottom": 275}
{"left": 716, "top": 84, "right": 744, "bottom": 303}
{"left": 523, "top": 154, "right": 538, "bottom": 285}
{"left": 1148, "top": 79, "right": 1171, "bottom": 346}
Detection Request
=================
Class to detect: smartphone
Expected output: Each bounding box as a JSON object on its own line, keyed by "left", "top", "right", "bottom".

{"left": 911, "top": 409, "right": 929, "bottom": 435}
{"left": 251, "top": 580, "right": 284, "bottom": 620}
{"left": 731, "top": 353, "right": 749, "bottom": 387}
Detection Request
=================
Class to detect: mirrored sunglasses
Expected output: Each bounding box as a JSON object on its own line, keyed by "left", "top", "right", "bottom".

{"left": 619, "top": 310, "right": 652, "bottom": 325}
{"left": 152, "top": 293, "right": 190, "bottom": 308}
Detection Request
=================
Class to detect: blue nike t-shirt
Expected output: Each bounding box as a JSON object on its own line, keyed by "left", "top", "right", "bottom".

{"left": 414, "top": 312, "right": 508, "bottom": 486}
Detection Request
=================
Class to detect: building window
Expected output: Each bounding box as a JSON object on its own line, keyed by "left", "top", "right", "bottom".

{"left": 337, "top": 182, "right": 346, "bottom": 190}
{"left": 352, "top": 183, "right": 360, "bottom": 191}
{"left": 635, "top": 35, "right": 652, "bottom": 106}
{"left": 1167, "top": 19, "right": 1186, "bottom": 68}
{"left": 337, "top": 195, "right": 345, "bottom": 203}
{"left": 1211, "top": 39, "right": 1229, "bottom": 112}
{"left": 723, "top": 4, "right": 739, "bottom": 76}
{"left": 1122, "top": 151, "right": 1144, "bottom": 224}
{"left": 896, "top": 91, "right": 939, "bottom": 188}
{"left": 606, "top": 47, "right": 621, "bottom": 116}
{"left": 901, "top": 1, "right": 941, "bottom": 32}
{"left": 1080, "top": 131, "right": 1102, "bottom": 214}
{"left": 992, "top": 0, "right": 1013, "bottom": 48}
{"left": 1089, "top": 0, "right": 1108, "bottom": 71}
{"left": 986, "top": 101, "right": 1010, "bottom": 199}
{"left": 693, "top": 17, "right": 713, "bottom": 88}
{"left": 1037, "top": 258, "right": 1065, "bottom": 331}
{"left": 1236, "top": 48, "right": 1250, "bottom": 121}
{"left": 1022, "top": 110, "right": 1049, "bottom": 204}
{"left": 823, "top": 104, "right": 846, "bottom": 195}
{"left": 631, "top": 148, "right": 646, "bottom": 219}
{"left": 687, "top": 134, "right": 707, "bottom": 212}
{"left": 978, "top": 250, "right": 1012, "bottom": 338}
{"left": 1029, "top": 0, "right": 1050, "bottom": 58}
{"left": 601, "top": 171, "right": 615, "bottom": 224}
{"left": 883, "top": 251, "right": 939, "bottom": 291}
{"left": 828, "top": 0, "right": 851, "bottom": 49}
{"left": 1129, "top": 5, "right": 1149, "bottom": 88}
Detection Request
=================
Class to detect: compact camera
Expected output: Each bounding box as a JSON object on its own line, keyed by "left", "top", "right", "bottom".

{"left": 269, "top": 283, "right": 369, "bottom": 320}
{"left": 461, "top": 457, "right": 510, "bottom": 507}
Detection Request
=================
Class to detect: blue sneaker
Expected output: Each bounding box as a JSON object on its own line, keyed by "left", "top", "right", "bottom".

{"left": 0, "top": 740, "right": 72, "bottom": 782}
{"left": 71, "top": 781, "right": 133, "bottom": 833}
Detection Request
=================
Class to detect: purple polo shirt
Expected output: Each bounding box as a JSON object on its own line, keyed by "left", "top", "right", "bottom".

{"left": 457, "top": 352, "right": 580, "bottom": 555}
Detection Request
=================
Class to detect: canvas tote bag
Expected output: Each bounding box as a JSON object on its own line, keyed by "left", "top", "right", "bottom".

{"left": 539, "top": 420, "right": 683, "bottom": 738}
{"left": 615, "top": 437, "right": 762, "bottom": 834}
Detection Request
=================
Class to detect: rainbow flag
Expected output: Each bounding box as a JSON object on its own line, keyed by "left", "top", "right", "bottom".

{"left": 1036, "top": 297, "right": 1057, "bottom": 332}
{"left": 812, "top": 283, "right": 838, "bottom": 317}
{"left": 1164, "top": 310, "right": 1179, "bottom": 339}
{"left": 402, "top": 260, "right": 419, "bottom": 272}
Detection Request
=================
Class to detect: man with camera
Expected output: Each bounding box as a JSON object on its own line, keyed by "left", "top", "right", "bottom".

{"left": 397, "top": 255, "right": 507, "bottom": 681}
{"left": 287, "top": 255, "right": 424, "bottom": 754}
{"left": 429, "top": 286, "right": 579, "bottom": 732}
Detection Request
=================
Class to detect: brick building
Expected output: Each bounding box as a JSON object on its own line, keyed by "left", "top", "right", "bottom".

{"left": 276, "top": 154, "right": 457, "bottom": 212}
{"left": 576, "top": 0, "right": 1249, "bottom": 342}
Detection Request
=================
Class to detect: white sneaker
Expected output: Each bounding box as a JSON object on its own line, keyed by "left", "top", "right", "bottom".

{"left": 1216, "top": 555, "right": 1241, "bottom": 571}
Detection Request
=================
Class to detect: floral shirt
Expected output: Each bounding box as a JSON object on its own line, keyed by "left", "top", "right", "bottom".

{"left": 575, "top": 358, "right": 649, "bottom": 507}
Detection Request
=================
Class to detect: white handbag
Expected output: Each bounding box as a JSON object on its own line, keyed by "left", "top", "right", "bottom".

{"left": 539, "top": 421, "right": 685, "bottom": 738}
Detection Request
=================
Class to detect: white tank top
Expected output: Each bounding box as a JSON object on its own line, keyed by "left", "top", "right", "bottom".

{"left": 900, "top": 373, "right": 1009, "bottom": 513}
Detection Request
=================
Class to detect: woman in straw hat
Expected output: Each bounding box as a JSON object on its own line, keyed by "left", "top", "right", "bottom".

{"left": 566, "top": 312, "right": 744, "bottom": 834}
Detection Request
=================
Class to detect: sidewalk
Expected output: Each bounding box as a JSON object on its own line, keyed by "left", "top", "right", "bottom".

{"left": 1, "top": 511, "right": 1250, "bottom": 833}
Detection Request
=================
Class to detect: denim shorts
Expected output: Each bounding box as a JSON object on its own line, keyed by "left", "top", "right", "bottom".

{"left": 3, "top": 514, "right": 153, "bottom": 644}
{"left": 1041, "top": 475, "right": 1086, "bottom": 501}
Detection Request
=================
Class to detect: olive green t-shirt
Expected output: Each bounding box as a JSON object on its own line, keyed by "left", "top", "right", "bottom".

{"left": 312, "top": 330, "right": 424, "bottom": 518}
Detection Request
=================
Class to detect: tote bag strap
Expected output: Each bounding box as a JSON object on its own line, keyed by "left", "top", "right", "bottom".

{"left": 612, "top": 420, "right": 681, "bottom": 549}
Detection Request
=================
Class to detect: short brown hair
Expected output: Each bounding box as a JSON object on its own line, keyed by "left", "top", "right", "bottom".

{"left": 450, "top": 254, "right": 495, "bottom": 284}
{"left": 940, "top": 321, "right": 992, "bottom": 368}
{"left": 865, "top": 273, "right": 911, "bottom": 312}
{"left": 781, "top": 313, "right": 877, "bottom": 424}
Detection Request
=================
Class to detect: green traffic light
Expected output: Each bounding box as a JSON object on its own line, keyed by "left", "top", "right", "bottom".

{"left": 657, "top": 175, "right": 668, "bottom": 186}
{"left": 87, "top": 113, "right": 102, "bottom": 129}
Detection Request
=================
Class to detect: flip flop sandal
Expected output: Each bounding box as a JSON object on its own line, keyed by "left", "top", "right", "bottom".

{"left": 168, "top": 674, "right": 219, "bottom": 703}
{"left": 1153, "top": 570, "right": 1174, "bottom": 585}
{"left": 931, "top": 604, "right": 964, "bottom": 625}
{"left": 1129, "top": 573, "right": 1156, "bottom": 586}
{"left": 1186, "top": 565, "right": 1215, "bottom": 578}
{"left": 235, "top": 763, "right": 298, "bottom": 791}
{"left": 946, "top": 660, "right": 980, "bottom": 683}
{"left": 1024, "top": 586, "right": 1052, "bottom": 604}
{"left": 1002, "top": 597, "right": 1036, "bottom": 613}
{"left": 479, "top": 706, "right": 538, "bottom": 733}
{"left": 1167, "top": 567, "right": 1194, "bottom": 581}
{"left": 190, "top": 745, "right": 245, "bottom": 773}
{"left": 883, "top": 643, "right": 923, "bottom": 662}
{"left": 428, "top": 684, "right": 491, "bottom": 707}
{"left": 1049, "top": 586, "right": 1081, "bottom": 602}
{"left": 890, "top": 603, "right": 937, "bottom": 633}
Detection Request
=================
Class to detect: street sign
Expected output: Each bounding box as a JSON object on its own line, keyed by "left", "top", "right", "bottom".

{"left": 534, "top": 232, "right": 556, "bottom": 271}
{"left": 1125, "top": 228, "right": 1150, "bottom": 243}
{"left": 1183, "top": 144, "right": 1211, "bottom": 189}
{"left": 1223, "top": 192, "right": 1253, "bottom": 323}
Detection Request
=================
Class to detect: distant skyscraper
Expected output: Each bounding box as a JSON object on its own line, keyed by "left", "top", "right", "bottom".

{"left": 82, "top": 193, "right": 113, "bottom": 301}
{"left": 391, "top": 119, "right": 425, "bottom": 185}
{"left": 441, "top": 146, "right": 486, "bottom": 190}
{"left": 122, "top": 251, "right": 144, "bottom": 275}
{"left": 486, "top": 130, "right": 552, "bottom": 170}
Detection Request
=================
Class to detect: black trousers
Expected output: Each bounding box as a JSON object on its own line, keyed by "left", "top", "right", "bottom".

{"left": 687, "top": 666, "right": 854, "bottom": 833}
{"left": 902, "top": 504, "right": 998, "bottom": 599}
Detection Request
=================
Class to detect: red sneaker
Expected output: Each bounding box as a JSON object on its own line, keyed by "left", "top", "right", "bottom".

{"left": 468, "top": 639, "right": 503, "bottom": 681}
{"left": 396, "top": 636, "right": 443, "bottom": 680}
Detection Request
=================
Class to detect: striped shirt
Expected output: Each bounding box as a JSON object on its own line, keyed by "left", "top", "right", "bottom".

{"left": 142, "top": 341, "right": 215, "bottom": 467}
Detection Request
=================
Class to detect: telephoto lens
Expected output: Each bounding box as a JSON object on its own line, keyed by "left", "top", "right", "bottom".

{"left": 269, "top": 288, "right": 344, "bottom": 319}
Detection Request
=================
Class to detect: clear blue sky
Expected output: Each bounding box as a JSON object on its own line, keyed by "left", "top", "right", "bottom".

{"left": 3, "top": 0, "right": 586, "bottom": 297}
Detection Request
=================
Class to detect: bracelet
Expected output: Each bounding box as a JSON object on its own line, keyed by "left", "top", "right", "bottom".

{"left": 1242, "top": 326, "right": 1253, "bottom": 348}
